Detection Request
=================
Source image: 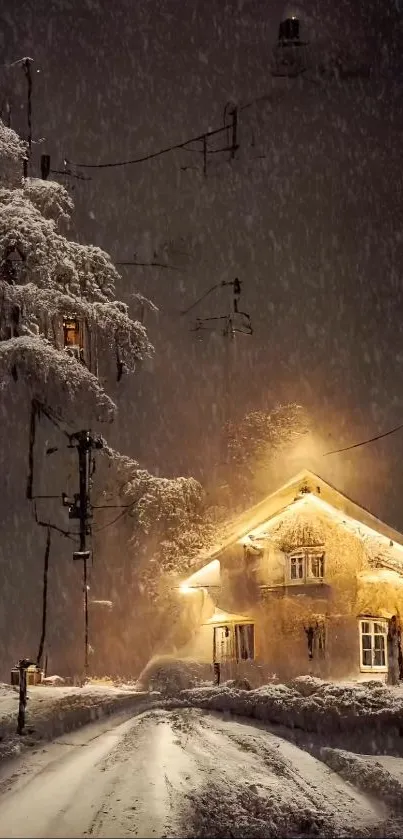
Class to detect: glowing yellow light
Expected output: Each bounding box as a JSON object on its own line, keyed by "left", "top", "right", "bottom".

{"left": 180, "top": 559, "right": 221, "bottom": 589}
{"left": 358, "top": 569, "right": 403, "bottom": 585}
{"left": 238, "top": 491, "right": 403, "bottom": 567}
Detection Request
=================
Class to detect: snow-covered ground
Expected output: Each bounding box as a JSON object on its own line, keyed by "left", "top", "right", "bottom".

{"left": 321, "top": 748, "right": 403, "bottom": 813}
{"left": 0, "top": 681, "right": 153, "bottom": 764}
{"left": 0, "top": 707, "right": 400, "bottom": 839}
{"left": 162, "top": 675, "right": 403, "bottom": 755}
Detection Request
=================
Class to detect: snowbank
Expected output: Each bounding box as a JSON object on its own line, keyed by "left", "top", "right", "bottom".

{"left": 0, "top": 682, "right": 158, "bottom": 765}
{"left": 321, "top": 748, "right": 403, "bottom": 813}
{"left": 137, "top": 655, "right": 211, "bottom": 696}
{"left": 163, "top": 677, "right": 403, "bottom": 755}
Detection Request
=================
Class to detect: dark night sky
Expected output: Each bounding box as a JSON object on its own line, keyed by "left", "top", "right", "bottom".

{"left": 2, "top": 0, "right": 403, "bottom": 524}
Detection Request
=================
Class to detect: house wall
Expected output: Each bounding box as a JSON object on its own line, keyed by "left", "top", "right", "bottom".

{"left": 177, "top": 623, "right": 213, "bottom": 662}
{"left": 180, "top": 502, "right": 403, "bottom": 684}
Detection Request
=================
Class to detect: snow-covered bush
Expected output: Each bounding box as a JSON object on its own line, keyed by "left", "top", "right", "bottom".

{"left": 137, "top": 655, "right": 211, "bottom": 696}
{"left": 167, "top": 679, "right": 403, "bottom": 754}
{"left": 225, "top": 677, "right": 252, "bottom": 691}
{"left": 287, "top": 675, "right": 328, "bottom": 697}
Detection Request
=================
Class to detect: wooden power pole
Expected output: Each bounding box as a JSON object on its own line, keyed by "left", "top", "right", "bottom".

{"left": 67, "top": 430, "right": 103, "bottom": 679}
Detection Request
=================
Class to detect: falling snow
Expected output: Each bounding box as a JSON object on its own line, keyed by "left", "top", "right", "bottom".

{"left": 1, "top": 1, "right": 403, "bottom": 836}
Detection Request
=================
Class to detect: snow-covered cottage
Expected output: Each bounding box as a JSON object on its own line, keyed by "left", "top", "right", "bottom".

{"left": 176, "top": 470, "right": 403, "bottom": 685}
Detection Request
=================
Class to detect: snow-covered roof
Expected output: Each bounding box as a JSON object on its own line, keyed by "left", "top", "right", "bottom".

{"left": 191, "top": 469, "right": 403, "bottom": 571}
{"left": 204, "top": 608, "right": 251, "bottom": 626}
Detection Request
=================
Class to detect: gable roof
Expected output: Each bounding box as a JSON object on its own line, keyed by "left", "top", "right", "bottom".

{"left": 191, "top": 469, "right": 403, "bottom": 570}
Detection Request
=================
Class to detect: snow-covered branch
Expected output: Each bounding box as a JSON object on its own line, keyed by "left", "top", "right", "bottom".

{"left": 0, "top": 335, "right": 115, "bottom": 425}
{"left": 23, "top": 178, "right": 74, "bottom": 225}
{"left": 0, "top": 282, "right": 152, "bottom": 370}
{"left": 0, "top": 122, "right": 26, "bottom": 189}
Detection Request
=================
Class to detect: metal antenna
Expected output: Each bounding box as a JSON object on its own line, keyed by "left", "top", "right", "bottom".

{"left": 185, "top": 278, "right": 253, "bottom": 466}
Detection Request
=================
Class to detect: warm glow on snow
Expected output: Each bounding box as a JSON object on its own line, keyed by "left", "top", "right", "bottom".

{"left": 180, "top": 559, "right": 221, "bottom": 590}
{"left": 358, "top": 569, "right": 403, "bottom": 585}
{"left": 240, "top": 491, "right": 403, "bottom": 567}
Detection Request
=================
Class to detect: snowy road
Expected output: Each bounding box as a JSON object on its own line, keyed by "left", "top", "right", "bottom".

{"left": 0, "top": 708, "right": 394, "bottom": 838}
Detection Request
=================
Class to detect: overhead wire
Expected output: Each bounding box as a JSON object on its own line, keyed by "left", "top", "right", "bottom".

{"left": 64, "top": 82, "right": 301, "bottom": 173}
{"left": 65, "top": 124, "right": 232, "bottom": 170}
{"left": 92, "top": 497, "right": 140, "bottom": 532}
{"left": 324, "top": 421, "right": 403, "bottom": 456}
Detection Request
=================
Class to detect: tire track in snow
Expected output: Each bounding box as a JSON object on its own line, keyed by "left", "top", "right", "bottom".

{"left": 170, "top": 709, "right": 388, "bottom": 837}
{"left": 0, "top": 707, "right": 393, "bottom": 838}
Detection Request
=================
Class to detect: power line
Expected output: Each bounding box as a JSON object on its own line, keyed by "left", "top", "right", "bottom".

{"left": 63, "top": 85, "right": 301, "bottom": 174}
{"left": 324, "top": 421, "right": 403, "bottom": 456}
{"left": 65, "top": 122, "right": 234, "bottom": 170}
{"left": 92, "top": 497, "right": 140, "bottom": 532}
{"left": 33, "top": 503, "right": 78, "bottom": 541}
{"left": 92, "top": 503, "right": 133, "bottom": 509}
{"left": 116, "top": 261, "right": 181, "bottom": 272}
{"left": 181, "top": 281, "right": 229, "bottom": 316}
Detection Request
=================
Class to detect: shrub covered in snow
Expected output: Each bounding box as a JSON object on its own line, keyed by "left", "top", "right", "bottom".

{"left": 225, "top": 677, "right": 253, "bottom": 691}
{"left": 137, "top": 656, "right": 212, "bottom": 696}
{"left": 287, "top": 675, "right": 330, "bottom": 697}
{"left": 169, "top": 678, "right": 403, "bottom": 754}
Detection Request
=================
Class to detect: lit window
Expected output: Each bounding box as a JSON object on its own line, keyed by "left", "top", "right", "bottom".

{"left": 308, "top": 553, "right": 325, "bottom": 580}
{"left": 290, "top": 555, "right": 304, "bottom": 580}
{"left": 235, "top": 624, "right": 255, "bottom": 661}
{"left": 288, "top": 551, "right": 325, "bottom": 583}
{"left": 359, "top": 618, "right": 387, "bottom": 672}
{"left": 213, "top": 623, "right": 255, "bottom": 662}
{"left": 63, "top": 316, "right": 81, "bottom": 349}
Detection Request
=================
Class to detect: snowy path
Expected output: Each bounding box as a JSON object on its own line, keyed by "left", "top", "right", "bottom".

{"left": 0, "top": 708, "right": 392, "bottom": 838}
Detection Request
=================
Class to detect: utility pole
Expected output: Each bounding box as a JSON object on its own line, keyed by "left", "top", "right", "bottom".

{"left": 65, "top": 430, "right": 103, "bottom": 680}
{"left": 78, "top": 430, "right": 90, "bottom": 676}
{"left": 22, "top": 57, "right": 33, "bottom": 177}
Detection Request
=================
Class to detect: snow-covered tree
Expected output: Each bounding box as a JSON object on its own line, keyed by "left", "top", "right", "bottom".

{"left": 90, "top": 446, "right": 221, "bottom": 674}
{"left": 0, "top": 121, "right": 157, "bottom": 678}
{"left": 225, "top": 404, "right": 310, "bottom": 504}
{"left": 0, "top": 120, "right": 152, "bottom": 426}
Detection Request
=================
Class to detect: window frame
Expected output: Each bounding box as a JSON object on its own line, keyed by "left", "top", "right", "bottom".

{"left": 289, "top": 553, "right": 305, "bottom": 581}
{"left": 234, "top": 622, "right": 255, "bottom": 661}
{"left": 213, "top": 622, "right": 255, "bottom": 662}
{"left": 359, "top": 617, "right": 388, "bottom": 673}
{"left": 307, "top": 552, "right": 325, "bottom": 581}
{"left": 63, "top": 316, "right": 82, "bottom": 350}
{"left": 287, "top": 549, "right": 325, "bottom": 584}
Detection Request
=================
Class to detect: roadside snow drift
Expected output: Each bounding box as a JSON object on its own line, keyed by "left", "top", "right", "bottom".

{"left": 0, "top": 683, "right": 154, "bottom": 764}
{"left": 164, "top": 675, "right": 403, "bottom": 755}
{"left": 0, "top": 708, "right": 394, "bottom": 838}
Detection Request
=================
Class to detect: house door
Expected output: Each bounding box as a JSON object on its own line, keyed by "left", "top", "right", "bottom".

{"left": 213, "top": 625, "right": 234, "bottom": 662}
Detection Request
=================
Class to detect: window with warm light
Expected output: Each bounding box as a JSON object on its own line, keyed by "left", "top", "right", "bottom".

{"left": 63, "top": 316, "right": 81, "bottom": 348}
{"left": 290, "top": 554, "right": 304, "bottom": 580}
{"left": 359, "top": 618, "right": 387, "bottom": 672}
{"left": 287, "top": 550, "right": 325, "bottom": 583}
{"left": 213, "top": 623, "right": 255, "bottom": 662}
{"left": 308, "top": 553, "right": 325, "bottom": 580}
{"left": 235, "top": 623, "right": 255, "bottom": 661}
